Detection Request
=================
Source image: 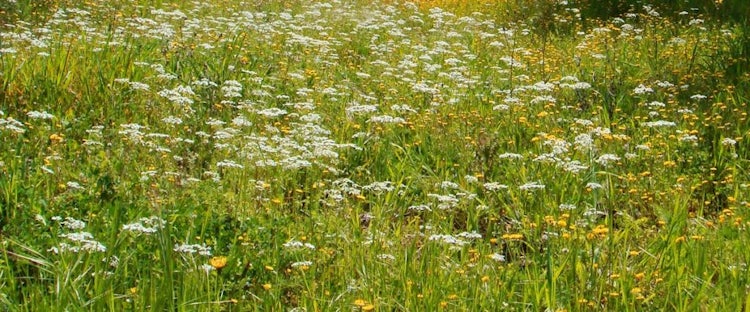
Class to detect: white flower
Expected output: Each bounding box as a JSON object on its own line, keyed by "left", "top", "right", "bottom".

{"left": 483, "top": 182, "right": 509, "bottom": 191}
{"left": 174, "top": 243, "right": 212, "bottom": 256}
{"left": 633, "top": 84, "right": 653, "bottom": 95}
{"left": 574, "top": 133, "right": 594, "bottom": 151}
{"left": 722, "top": 138, "right": 737, "bottom": 146}
{"left": 27, "top": 111, "right": 55, "bottom": 120}
{"left": 561, "top": 161, "right": 588, "bottom": 173}
{"left": 368, "top": 115, "right": 405, "bottom": 124}
{"left": 559, "top": 204, "right": 577, "bottom": 211}
{"left": 59, "top": 217, "right": 86, "bottom": 230}
{"left": 283, "top": 240, "right": 316, "bottom": 250}
{"left": 257, "top": 108, "right": 288, "bottom": 117}
{"left": 408, "top": 205, "right": 432, "bottom": 212}
{"left": 439, "top": 181, "right": 460, "bottom": 190}
{"left": 519, "top": 181, "right": 545, "bottom": 191}
{"left": 162, "top": 116, "right": 183, "bottom": 124}
{"left": 216, "top": 159, "right": 244, "bottom": 169}
{"left": 498, "top": 153, "right": 523, "bottom": 160}
{"left": 489, "top": 253, "right": 506, "bottom": 262}
{"left": 595, "top": 154, "right": 620, "bottom": 166}
{"left": 456, "top": 231, "right": 482, "bottom": 239}
{"left": 122, "top": 216, "right": 165, "bottom": 235}
{"left": 129, "top": 82, "right": 151, "bottom": 91}
{"left": 428, "top": 234, "right": 468, "bottom": 246}
{"left": 642, "top": 120, "right": 676, "bottom": 128}
{"left": 291, "top": 261, "right": 313, "bottom": 267}
{"left": 231, "top": 116, "right": 252, "bottom": 127}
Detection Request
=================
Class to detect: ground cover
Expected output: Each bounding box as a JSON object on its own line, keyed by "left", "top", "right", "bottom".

{"left": 1, "top": 0, "right": 749, "bottom": 310}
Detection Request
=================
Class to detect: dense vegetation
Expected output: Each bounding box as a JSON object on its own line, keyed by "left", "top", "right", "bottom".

{"left": 1, "top": 0, "right": 749, "bottom": 310}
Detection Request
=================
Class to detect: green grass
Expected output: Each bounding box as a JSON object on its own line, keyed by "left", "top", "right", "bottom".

{"left": 1, "top": 0, "right": 750, "bottom": 310}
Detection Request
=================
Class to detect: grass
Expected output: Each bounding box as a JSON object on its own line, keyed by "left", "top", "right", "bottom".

{"left": 1, "top": 0, "right": 750, "bottom": 310}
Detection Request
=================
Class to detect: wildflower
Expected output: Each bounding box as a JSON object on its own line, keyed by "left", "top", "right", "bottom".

{"left": 199, "top": 263, "right": 216, "bottom": 273}
{"left": 489, "top": 253, "right": 506, "bottom": 262}
{"left": 27, "top": 111, "right": 55, "bottom": 120}
{"left": 49, "top": 133, "right": 64, "bottom": 143}
{"left": 173, "top": 243, "right": 212, "bottom": 256}
{"left": 483, "top": 182, "right": 509, "bottom": 191}
{"left": 501, "top": 233, "right": 524, "bottom": 240}
{"left": 559, "top": 204, "right": 576, "bottom": 211}
{"left": 428, "top": 234, "right": 468, "bottom": 246}
{"left": 595, "top": 154, "right": 620, "bottom": 166}
{"left": 633, "top": 84, "right": 653, "bottom": 95}
{"left": 283, "top": 240, "right": 316, "bottom": 250}
{"left": 262, "top": 283, "right": 272, "bottom": 290}
{"left": 122, "top": 216, "right": 166, "bottom": 235}
{"left": 721, "top": 138, "right": 737, "bottom": 146}
{"left": 634, "top": 272, "right": 646, "bottom": 280}
{"left": 456, "top": 231, "right": 482, "bottom": 239}
{"left": 209, "top": 256, "right": 227, "bottom": 270}
{"left": 408, "top": 205, "right": 432, "bottom": 212}
{"left": 256, "top": 108, "right": 288, "bottom": 118}
{"left": 55, "top": 232, "right": 107, "bottom": 253}
{"left": 587, "top": 225, "right": 609, "bottom": 239}
{"left": 216, "top": 160, "right": 244, "bottom": 169}
{"left": 57, "top": 217, "right": 86, "bottom": 230}
{"left": 439, "top": 181, "right": 460, "bottom": 190}
{"left": 162, "top": 116, "right": 183, "bottom": 125}
{"left": 519, "top": 181, "right": 546, "bottom": 191}
{"left": 291, "top": 261, "right": 313, "bottom": 270}
{"left": 368, "top": 115, "right": 405, "bottom": 124}
{"left": 346, "top": 104, "right": 378, "bottom": 116}
{"left": 377, "top": 254, "right": 395, "bottom": 261}
{"left": 642, "top": 120, "right": 676, "bottom": 128}
{"left": 498, "top": 153, "right": 523, "bottom": 159}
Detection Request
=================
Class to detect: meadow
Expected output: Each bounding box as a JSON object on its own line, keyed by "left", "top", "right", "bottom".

{"left": 1, "top": 0, "right": 750, "bottom": 310}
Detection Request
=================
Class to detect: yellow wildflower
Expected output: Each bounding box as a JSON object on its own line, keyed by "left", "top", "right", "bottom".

{"left": 209, "top": 256, "right": 227, "bottom": 270}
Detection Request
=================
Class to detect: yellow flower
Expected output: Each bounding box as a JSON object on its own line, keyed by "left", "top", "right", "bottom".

{"left": 354, "top": 299, "right": 366, "bottom": 307}
{"left": 209, "top": 256, "right": 227, "bottom": 270}
{"left": 49, "top": 133, "right": 64, "bottom": 143}
{"left": 501, "top": 233, "right": 524, "bottom": 240}
{"left": 634, "top": 272, "right": 646, "bottom": 281}
{"left": 262, "top": 283, "right": 272, "bottom": 290}
{"left": 362, "top": 304, "right": 375, "bottom": 311}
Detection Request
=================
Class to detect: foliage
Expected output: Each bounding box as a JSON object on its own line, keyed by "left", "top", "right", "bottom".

{"left": 1, "top": 0, "right": 750, "bottom": 310}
